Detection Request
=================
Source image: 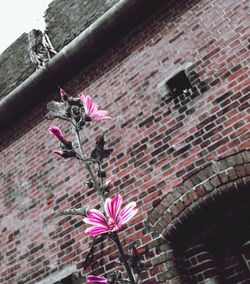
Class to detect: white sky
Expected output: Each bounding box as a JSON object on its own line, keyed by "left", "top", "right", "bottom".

{"left": 0, "top": 0, "right": 53, "bottom": 54}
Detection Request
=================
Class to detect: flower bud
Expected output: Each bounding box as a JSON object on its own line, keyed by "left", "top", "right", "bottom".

{"left": 49, "top": 126, "right": 72, "bottom": 149}
{"left": 53, "top": 149, "right": 76, "bottom": 159}
{"left": 98, "top": 170, "right": 106, "bottom": 178}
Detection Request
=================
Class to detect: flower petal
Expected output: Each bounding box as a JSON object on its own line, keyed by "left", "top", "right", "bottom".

{"left": 85, "top": 225, "right": 111, "bottom": 236}
{"left": 86, "top": 275, "right": 108, "bottom": 283}
{"left": 89, "top": 102, "right": 98, "bottom": 117}
{"left": 53, "top": 150, "right": 63, "bottom": 156}
{"left": 117, "top": 201, "right": 138, "bottom": 225}
{"left": 80, "top": 95, "right": 111, "bottom": 120}
{"left": 104, "top": 194, "right": 122, "bottom": 221}
{"left": 59, "top": 88, "right": 67, "bottom": 100}
{"left": 80, "top": 95, "right": 90, "bottom": 115}
{"left": 84, "top": 209, "right": 108, "bottom": 226}
{"left": 92, "top": 110, "right": 111, "bottom": 120}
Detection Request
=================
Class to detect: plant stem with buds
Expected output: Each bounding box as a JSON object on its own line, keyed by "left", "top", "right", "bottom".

{"left": 112, "top": 232, "right": 136, "bottom": 284}
{"left": 74, "top": 127, "right": 105, "bottom": 204}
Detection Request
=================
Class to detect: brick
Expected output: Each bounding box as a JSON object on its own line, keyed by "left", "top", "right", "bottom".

{"left": 235, "top": 165, "right": 247, "bottom": 178}
{"left": 159, "top": 216, "right": 170, "bottom": 228}
{"left": 152, "top": 253, "right": 170, "bottom": 265}
{"left": 202, "top": 47, "right": 220, "bottom": 61}
{"left": 217, "top": 159, "right": 229, "bottom": 171}
{"left": 189, "top": 173, "right": 202, "bottom": 186}
{"left": 148, "top": 210, "right": 162, "bottom": 225}
{"left": 182, "top": 193, "right": 192, "bottom": 206}
{"left": 151, "top": 143, "right": 169, "bottom": 157}
{"left": 209, "top": 175, "right": 222, "bottom": 188}
{"left": 175, "top": 199, "right": 186, "bottom": 212}
{"left": 139, "top": 115, "right": 155, "bottom": 128}
{"left": 218, "top": 172, "right": 230, "bottom": 184}
{"left": 194, "top": 185, "right": 206, "bottom": 197}
{"left": 187, "top": 190, "right": 199, "bottom": 202}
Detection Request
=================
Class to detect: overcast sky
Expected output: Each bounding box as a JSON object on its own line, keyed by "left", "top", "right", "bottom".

{"left": 0, "top": 0, "right": 53, "bottom": 54}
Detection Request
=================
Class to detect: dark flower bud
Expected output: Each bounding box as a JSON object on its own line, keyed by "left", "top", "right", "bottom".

{"left": 60, "top": 141, "right": 73, "bottom": 150}
{"left": 71, "top": 106, "right": 82, "bottom": 122}
{"left": 85, "top": 180, "right": 94, "bottom": 189}
{"left": 100, "top": 179, "right": 111, "bottom": 193}
{"left": 54, "top": 150, "right": 76, "bottom": 159}
{"left": 98, "top": 170, "right": 106, "bottom": 178}
{"left": 66, "top": 107, "right": 72, "bottom": 118}
{"left": 72, "top": 98, "right": 83, "bottom": 107}
{"left": 79, "top": 119, "right": 86, "bottom": 127}
{"left": 96, "top": 135, "right": 105, "bottom": 148}
{"left": 72, "top": 105, "right": 80, "bottom": 115}
{"left": 67, "top": 96, "right": 74, "bottom": 104}
{"left": 107, "top": 271, "right": 122, "bottom": 283}
{"left": 85, "top": 116, "right": 92, "bottom": 122}
{"left": 129, "top": 243, "right": 138, "bottom": 257}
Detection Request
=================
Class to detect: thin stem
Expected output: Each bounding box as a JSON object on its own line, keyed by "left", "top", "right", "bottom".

{"left": 74, "top": 126, "right": 105, "bottom": 205}
{"left": 112, "top": 232, "right": 136, "bottom": 284}
{"left": 135, "top": 273, "right": 141, "bottom": 284}
{"left": 98, "top": 162, "right": 105, "bottom": 195}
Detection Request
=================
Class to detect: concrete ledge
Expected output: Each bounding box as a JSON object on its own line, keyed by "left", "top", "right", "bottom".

{"left": 0, "top": 0, "right": 166, "bottom": 133}
{"left": 36, "top": 264, "right": 77, "bottom": 284}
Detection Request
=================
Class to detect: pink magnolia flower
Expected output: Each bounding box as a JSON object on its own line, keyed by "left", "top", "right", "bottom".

{"left": 49, "top": 125, "right": 68, "bottom": 145}
{"left": 84, "top": 194, "right": 138, "bottom": 236}
{"left": 86, "top": 275, "right": 108, "bottom": 283}
{"left": 80, "top": 95, "right": 111, "bottom": 120}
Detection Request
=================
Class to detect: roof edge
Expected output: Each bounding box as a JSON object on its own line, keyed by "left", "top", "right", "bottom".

{"left": 0, "top": 0, "right": 166, "bottom": 133}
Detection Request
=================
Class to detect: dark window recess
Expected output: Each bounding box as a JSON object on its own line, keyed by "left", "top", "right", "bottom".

{"left": 157, "top": 62, "right": 193, "bottom": 99}
{"left": 166, "top": 70, "right": 192, "bottom": 97}
{"left": 61, "top": 275, "right": 73, "bottom": 284}
{"left": 54, "top": 274, "right": 80, "bottom": 284}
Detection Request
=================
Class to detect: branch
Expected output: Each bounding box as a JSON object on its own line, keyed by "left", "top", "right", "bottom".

{"left": 74, "top": 127, "right": 105, "bottom": 205}
{"left": 56, "top": 207, "right": 87, "bottom": 217}
{"left": 112, "top": 232, "right": 136, "bottom": 284}
{"left": 84, "top": 235, "right": 106, "bottom": 269}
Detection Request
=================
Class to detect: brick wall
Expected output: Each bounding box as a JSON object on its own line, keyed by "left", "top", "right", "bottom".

{"left": 0, "top": 0, "right": 249, "bottom": 283}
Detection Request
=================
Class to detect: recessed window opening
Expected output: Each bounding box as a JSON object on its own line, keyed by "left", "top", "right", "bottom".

{"left": 36, "top": 265, "right": 79, "bottom": 284}
{"left": 54, "top": 274, "right": 74, "bottom": 284}
{"left": 166, "top": 70, "right": 192, "bottom": 97}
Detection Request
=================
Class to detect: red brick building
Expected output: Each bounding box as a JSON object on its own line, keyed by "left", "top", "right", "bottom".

{"left": 0, "top": 0, "right": 249, "bottom": 283}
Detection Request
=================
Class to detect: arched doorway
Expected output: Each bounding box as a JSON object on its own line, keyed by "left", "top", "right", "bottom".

{"left": 149, "top": 150, "right": 250, "bottom": 283}
{"left": 175, "top": 182, "right": 250, "bottom": 283}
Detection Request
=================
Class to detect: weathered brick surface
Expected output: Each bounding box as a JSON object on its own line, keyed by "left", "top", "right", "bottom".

{"left": 0, "top": 0, "right": 120, "bottom": 101}
{"left": 0, "top": 33, "right": 35, "bottom": 100}
{"left": 45, "top": 0, "right": 120, "bottom": 51}
{"left": 0, "top": 0, "right": 249, "bottom": 283}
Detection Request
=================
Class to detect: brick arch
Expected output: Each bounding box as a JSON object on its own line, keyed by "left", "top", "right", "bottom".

{"left": 148, "top": 150, "right": 250, "bottom": 283}
{"left": 149, "top": 149, "right": 250, "bottom": 241}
